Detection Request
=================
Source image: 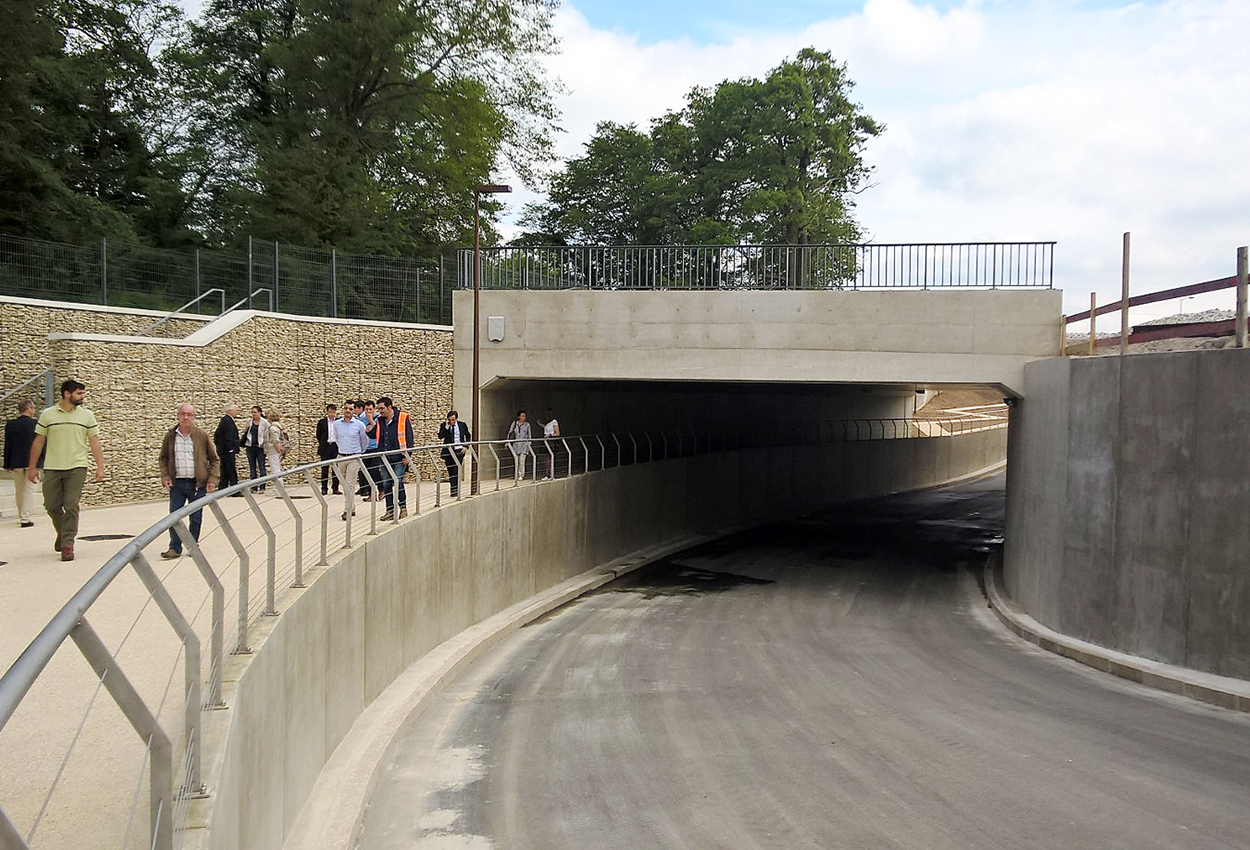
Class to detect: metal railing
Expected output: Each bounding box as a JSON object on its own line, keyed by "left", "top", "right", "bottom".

{"left": 458, "top": 243, "right": 1055, "bottom": 291}
{"left": 0, "top": 416, "right": 1005, "bottom": 849}
{"left": 0, "top": 370, "right": 55, "bottom": 411}
{"left": 136, "top": 290, "right": 227, "bottom": 338}
{"left": 0, "top": 233, "right": 454, "bottom": 325}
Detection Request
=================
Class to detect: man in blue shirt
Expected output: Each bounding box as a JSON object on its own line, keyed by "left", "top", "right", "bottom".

{"left": 333, "top": 400, "right": 368, "bottom": 521}
{"left": 356, "top": 398, "right": 381, "bottom": 500}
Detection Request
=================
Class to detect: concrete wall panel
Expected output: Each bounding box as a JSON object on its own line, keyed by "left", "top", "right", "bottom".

{"left": 1005, "top": 349, "right": 1250, "bottom": 680}
{"left": 322, "top": 553, "right": 365, "bottom": 754}
{"left": 281, "top": 586, "right": 328, "bottom": 836}
{"left": 363, "top": 530, "right": 407, "bottom": 704}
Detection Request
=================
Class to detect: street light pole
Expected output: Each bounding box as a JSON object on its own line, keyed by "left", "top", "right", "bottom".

{"left": 472, "top": 183, "right": 511, "bottom": 495}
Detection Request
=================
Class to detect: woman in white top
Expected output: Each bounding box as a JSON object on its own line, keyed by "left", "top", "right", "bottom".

{"left": 541, "top": 408, "right": 559, "bottom": 480}
{"left": 264, "top": 411, "right": 286, "bottom": 477}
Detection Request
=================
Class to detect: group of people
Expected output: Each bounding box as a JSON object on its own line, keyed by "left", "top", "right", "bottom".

{"left": 211, "top": 404, "right": 289, "bottom": 494}
{"left": 3, "top": 380, "right": 566, "bottom": 564}
{"left": 504, "top": 408, "right": 561, "bottom": 481}
{"left": 314, "top": 398, "right": 418, "bottom": 521}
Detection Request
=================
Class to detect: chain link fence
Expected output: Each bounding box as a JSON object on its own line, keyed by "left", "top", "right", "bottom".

{"left": 0, "top": 234, "right": 454, "bottom": 325}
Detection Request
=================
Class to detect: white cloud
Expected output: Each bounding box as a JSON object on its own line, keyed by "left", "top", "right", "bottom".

{"left": 511, "top": 0, "right": 1250, "bottom": 323}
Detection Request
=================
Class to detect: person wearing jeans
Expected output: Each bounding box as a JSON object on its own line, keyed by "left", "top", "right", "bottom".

{"left": 241, "top": 405, "right": 269, "bottom": 492}
{"left": 158, "top": 403, "right": 220, "bottom": 559}
{"left": 375, "top": 397, "right": 414, "bottom": 519}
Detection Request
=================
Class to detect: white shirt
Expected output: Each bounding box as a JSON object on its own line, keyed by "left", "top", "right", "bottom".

{"left": 173, "top": 430, "right": 196, "bottom": 478}
{"left": 326, "top": 416, "right": 337, "bottom": 444}
{"left": 543, "top": 418, "right": 559, "bottom": 438}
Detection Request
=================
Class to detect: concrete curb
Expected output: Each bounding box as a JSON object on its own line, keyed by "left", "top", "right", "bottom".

{"left": 983, "top": 559, "right": 1250, "bottom": 713}
{"left": 282, "top": 531, "right": 725, "bottom": 850}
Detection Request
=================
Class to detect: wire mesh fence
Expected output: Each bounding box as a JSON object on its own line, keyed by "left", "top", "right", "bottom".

{"left": 458, "top": 242, "right": 1056, "bottom": 291}
{"left": 0, "top": 234, "right": 454, "bottom": 325}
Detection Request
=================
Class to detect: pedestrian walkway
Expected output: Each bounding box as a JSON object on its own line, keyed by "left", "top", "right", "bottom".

{"left": 0, "top": 466, "right": 543, "bottom": 849}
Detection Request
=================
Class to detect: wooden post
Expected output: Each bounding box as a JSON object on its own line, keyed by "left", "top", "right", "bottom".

{"left": 1089, "top": 292, "right": 1097, "bottom": 356}
{"left": 1120, "top": 232, "right": 1130, "bottom": 354}
{"left": 1237, "top": 247, "right": 1248, "bottom": 349}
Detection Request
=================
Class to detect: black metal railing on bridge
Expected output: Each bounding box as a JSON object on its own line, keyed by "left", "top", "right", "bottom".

{"left": 457, "top": 242, "right": 1055, "bottom": 291}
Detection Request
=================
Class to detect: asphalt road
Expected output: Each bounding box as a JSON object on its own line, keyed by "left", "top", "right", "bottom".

{"left": 358, "top": 474, "right": 1250, "bottom": 849}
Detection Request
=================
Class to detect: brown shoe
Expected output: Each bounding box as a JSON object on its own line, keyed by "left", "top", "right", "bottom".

{"left": 398, "top": 508, "right": 408, "bottom": 519}
{"left": 379, "top": 510, "right": 394, "bottom": 521}
{"left": 60, "top": 545, "right": 74, "bottom": 562}
{"left": 161, "top": 549, "right": 181, "bottom": 560}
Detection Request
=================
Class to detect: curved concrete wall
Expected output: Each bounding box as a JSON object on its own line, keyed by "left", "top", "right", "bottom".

{"left": 1004, "top": 349, "right": 1250, "bottom": 681}
{"left": 194, "top": 429, "right": 1006, "bottom": 850}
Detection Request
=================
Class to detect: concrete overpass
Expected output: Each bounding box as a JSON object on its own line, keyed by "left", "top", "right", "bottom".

{"left": 452, "top": 289, "right": 1063, "bottom": 442}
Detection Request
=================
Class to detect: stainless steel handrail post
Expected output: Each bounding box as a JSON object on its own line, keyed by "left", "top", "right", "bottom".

{"left": 272, "top": 478, "right": 304, "bottom": 586}
{"left": 577, "top": 437, "right": 589, "bottom": 474}
{"left": 627, "top": 432, "right": 637, "bottom": 464}
{"left": 173, "top": 519, "right": 225, "bottom": 709}
{"left": 335, "top": 460, "right": 357, "bottom": 549}
{"left": 610, "top": 434, "right": 620, "bottom": 468}
{"left": 208, "top": 501, "right": 251, "bottom": 653}
{"left": 560, "top": 439, "right": 573, "bottom": 478}
{"left": 241, "top": 489, "right": 277, "bottom": 616}
{"left": 70, "top": 617, "right": 173, "bottom": 850}
{"left": 359, "top": 455, "right": 380, "bottom": 532}
{"left": 643, "top": 431, "right": 653, "bottom": 462}
{"left": 381, "top": 458, "right": 401, "bottom": 523}
{"left": 427, "top": 448, "right": 442, "bottom": 507}
{"left": 304, "top": 468, "right": 329, "bottom": 566}
{"left": 485, "top": 444, "right": 501, "bottom": 492}
{"left": 451, "top": 448, "right": 466, "bottom": 499}
{"left": 409, "top": 454, "right": 421, "bottom": 514}
{"left": 129, "top": 553, "right": 204, "bottom": 796}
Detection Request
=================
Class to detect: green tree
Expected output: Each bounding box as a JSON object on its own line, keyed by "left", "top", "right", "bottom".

{"left": 189, "top": 0, "right": 559, "bottom": 256}
{"left": 524, "top": 48, "right": 881, "bottom": 249}
{"left": 0, "top": 0, "right": 196, "bottom": 245}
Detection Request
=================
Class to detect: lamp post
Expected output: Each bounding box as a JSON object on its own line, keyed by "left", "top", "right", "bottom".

{"left": 472, "top": 183, "right": 511, "bottom": 495}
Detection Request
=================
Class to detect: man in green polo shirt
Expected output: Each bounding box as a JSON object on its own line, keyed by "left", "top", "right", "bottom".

{"left": 27, "top": 379, "right": 106, "bottom": 561}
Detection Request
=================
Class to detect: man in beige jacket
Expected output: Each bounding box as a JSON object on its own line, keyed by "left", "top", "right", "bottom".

{"left": 158, "top": 403, "right": 220, "bottom": 559}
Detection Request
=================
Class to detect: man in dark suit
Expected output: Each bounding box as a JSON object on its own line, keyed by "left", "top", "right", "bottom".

{"left": 3, "top": 399, "right": 41, "bottom": 527}
{"left": 315, "top": 403, "right": 340, "bottom": 495}
{"left": 213, "top": 404, "right": 241, "bottom": 495}
{"left": 437, "top": 410, "right": 472, "bottom": 497}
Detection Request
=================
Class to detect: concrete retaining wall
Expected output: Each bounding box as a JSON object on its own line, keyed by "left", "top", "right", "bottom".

{"left": 195, "top": 428, "right": 1006, "bottom": 850}
{"left": 1004, "top": 349, "right": 1250, "bottom": 681}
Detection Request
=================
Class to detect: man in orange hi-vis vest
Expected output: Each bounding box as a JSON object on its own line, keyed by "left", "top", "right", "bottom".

{"left": 375, "top": 396, "right": 415, "bottom": 520}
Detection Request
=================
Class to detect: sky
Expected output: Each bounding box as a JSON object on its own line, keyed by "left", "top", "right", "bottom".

{"left": 503, "top": 0, "right": 1250, "bottom": 326}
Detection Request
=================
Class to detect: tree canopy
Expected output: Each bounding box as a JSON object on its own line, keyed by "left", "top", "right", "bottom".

{"left": 0, "top": 0, "right": 561, "bottom": 255}
{"left": 521, "top": 48, "right": 882, "bottom": 247}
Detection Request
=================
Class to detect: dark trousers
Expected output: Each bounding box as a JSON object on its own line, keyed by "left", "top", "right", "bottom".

{"left": 168, "top": 478, "right": 206, "bottom": 553}
{"left": 246, "top": 445, "right": 267, "bottom": 490}
{"left": 442, "top": 448, "right": 465, "bottom": 496}
{"left": 218, "top": 451, "right": 239, "bottom": 490}
{"left": 358, "top": 453, "right": 382, "bottom": 496}
{"left": 319, "top": 445, "right": 340, "bottom": 493}
{"left": 381, "top": 459, "right": 407, "bottom": 510}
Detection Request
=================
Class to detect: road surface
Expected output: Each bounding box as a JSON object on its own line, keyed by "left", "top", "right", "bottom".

{"left": 359, "top": 474, "right": 1250, "bottom": 849}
